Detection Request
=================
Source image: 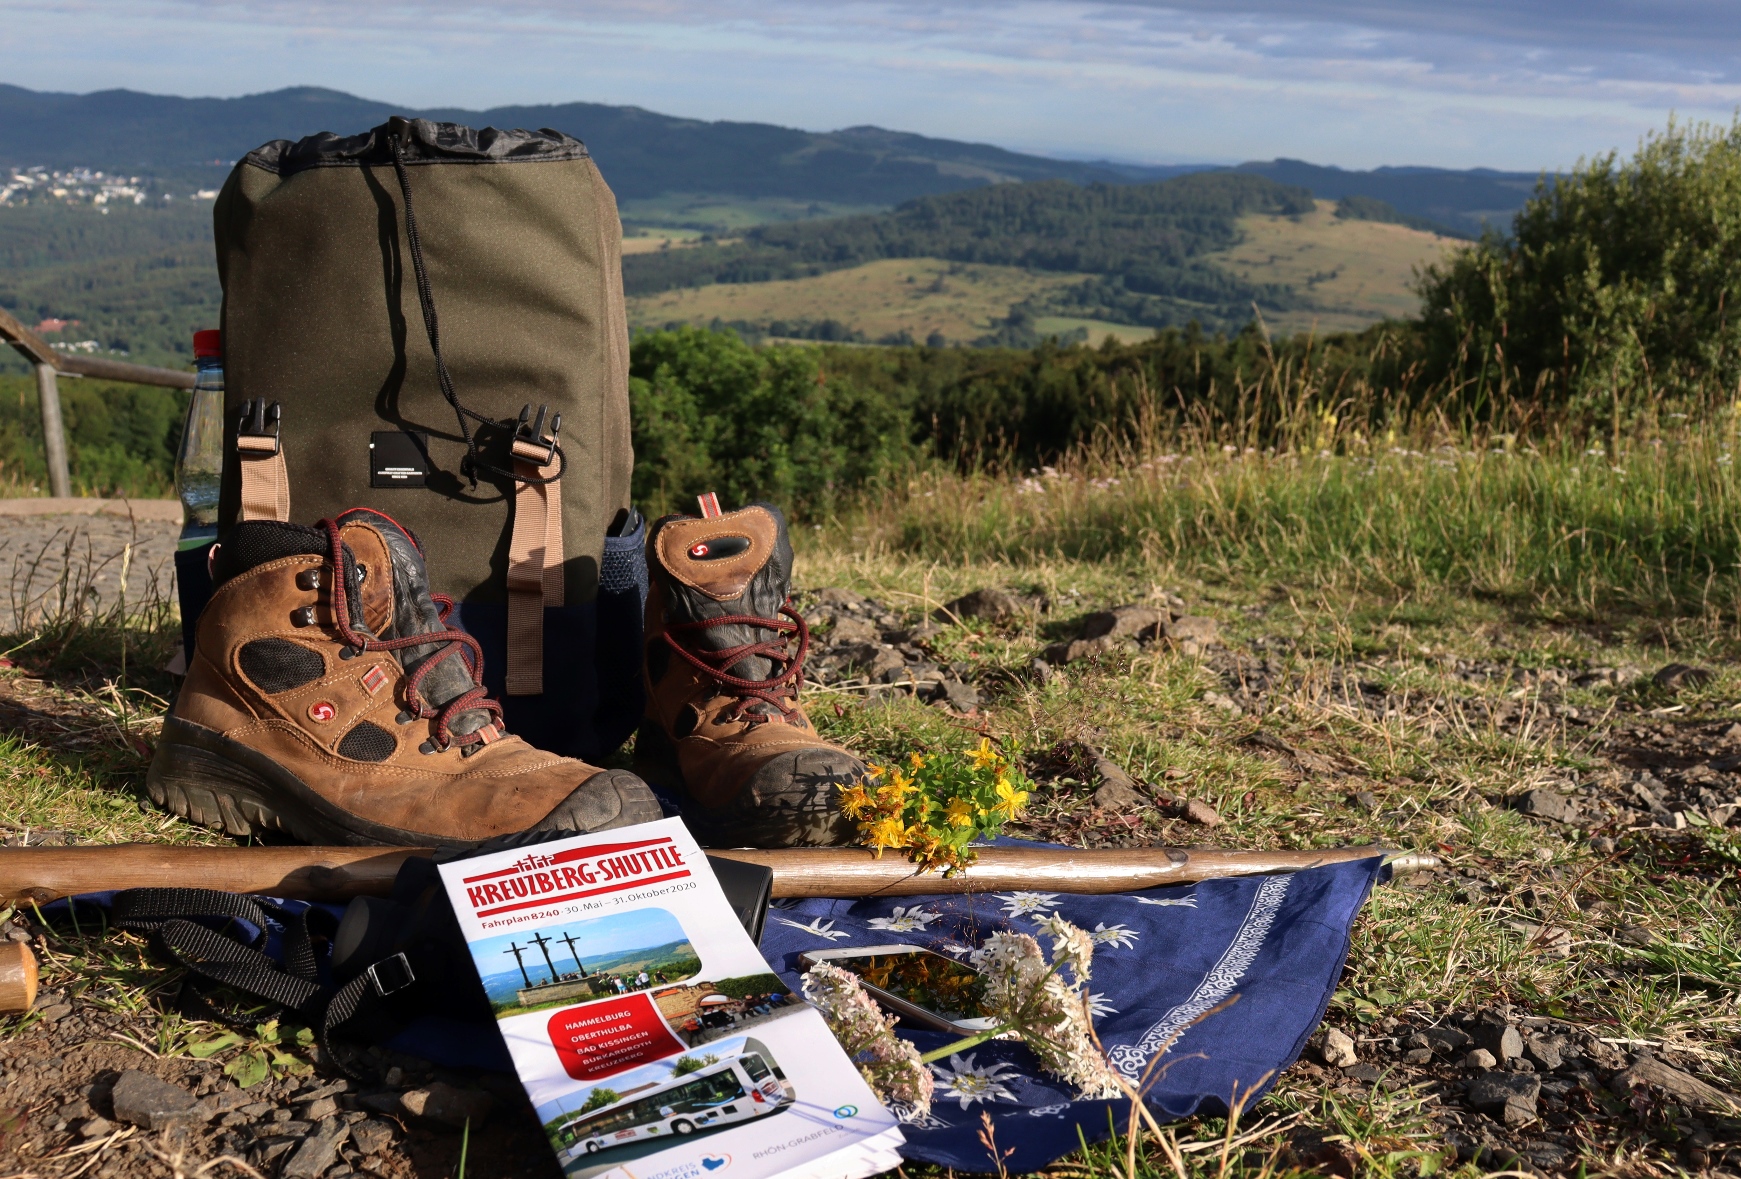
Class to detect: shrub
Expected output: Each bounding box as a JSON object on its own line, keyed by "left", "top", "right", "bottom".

{"left": 1419, "top": 116, "right": 1741, "bottom": 415}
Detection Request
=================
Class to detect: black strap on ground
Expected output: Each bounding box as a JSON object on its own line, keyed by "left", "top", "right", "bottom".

{"left": 110, "top": 887, "right": 398, "bottom": 1080}
{"left": 388, "top": 129, "right": 566, "bottom": 490}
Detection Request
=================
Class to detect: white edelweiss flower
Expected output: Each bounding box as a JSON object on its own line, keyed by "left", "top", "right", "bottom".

{"left": 774, "top": 916, "right": 851, "bottom": 941}
{"left": 1133, "top": 894, "right": 1198, "bottom": 908}
{"left": 889, "top": 1101, "right": 949, "bottom": 1129}
{"left": 997, "top": 891, "right": 1061, "bottom": 919}
{"left": 929, "top": 1052, "right": 1022, "bottom": 1109}
{"left": 867, "top": 905, "right": 941, "bottom": 932}
{"left": 1086, "top": 992, "right": 1119, "bottom": 1017}
{"left": 1091, "top": 922, "right": 1139, "bottom": 949}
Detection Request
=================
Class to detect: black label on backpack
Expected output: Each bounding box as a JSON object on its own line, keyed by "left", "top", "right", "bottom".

{"left": 370, "top": 431, "right": 429, "bottom": 488}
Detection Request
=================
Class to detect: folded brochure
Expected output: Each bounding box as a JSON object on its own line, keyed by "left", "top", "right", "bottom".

{"left": 437, "top": 817, "right": 904, "bottom": 1179}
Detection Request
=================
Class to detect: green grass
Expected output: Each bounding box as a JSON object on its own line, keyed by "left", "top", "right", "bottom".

{"left": 835, "top": 428, "right": 1741, "bottom": 621}
{"left": 3, "top": 421, "right": 1740, "bottom": 1176}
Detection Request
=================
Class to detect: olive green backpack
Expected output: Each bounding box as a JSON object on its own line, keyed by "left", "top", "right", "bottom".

{"left": 211, "top": 115, "right": 646, "bottom": 761}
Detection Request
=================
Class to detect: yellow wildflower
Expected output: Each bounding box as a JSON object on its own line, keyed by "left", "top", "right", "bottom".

{"left": 944, "top": 797, "right": 976, "bottom": 827}
{"left": 994, "top": 774, "right": 1029, "bottom": 817}
{"left": 966, "top": 737, "right": 1000, "bottom": 770}
{"left": 837, "top": 783, "right": 874, "bottom": 819}
{"left": 909, "top": 752, "right": 927, "bottom": 770}
{"left": 867, "top": 815, "right": 909, "bottom": 856}
{"left": 864, "top": 762, "right": 887, "bottom": 781}
{"left": 883, "top": 768, "right": 919, "bottom": 798}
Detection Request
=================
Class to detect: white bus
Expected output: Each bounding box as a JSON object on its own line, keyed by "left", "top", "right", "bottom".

{"left": 555, "top": 1045, "right": 794, "bottom": 1162}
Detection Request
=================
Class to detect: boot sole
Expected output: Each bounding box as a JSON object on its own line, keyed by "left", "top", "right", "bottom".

{"left": 149, "top": 716, "right": 652, "bottom": 849}
{"left": 634, "top": 722, "right": 860, "bottom": 848}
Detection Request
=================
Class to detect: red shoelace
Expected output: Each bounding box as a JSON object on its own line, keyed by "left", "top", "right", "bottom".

{"left": 662, "top": 604, "right": 810, "bottom": 723}
{"left": 320, "top": 518, "right": 503, "bottom": 750}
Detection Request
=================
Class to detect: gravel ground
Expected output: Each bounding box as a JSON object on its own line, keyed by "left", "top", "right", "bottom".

{"left": 0, "top": 503, "right": 181, "bottom": 626}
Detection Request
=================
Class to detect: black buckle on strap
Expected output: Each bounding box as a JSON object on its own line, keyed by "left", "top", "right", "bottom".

{"left": 237, "top": 398, "right": 282, "bottom": 456}
{"left": 365, "top": 952, "right": 415, "bottom": 997}
{"left": 510, "top": 403, "right": 561, "bottom": 466}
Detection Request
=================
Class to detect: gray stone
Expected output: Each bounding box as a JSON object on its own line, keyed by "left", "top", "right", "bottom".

{"left": 1165, "top": 615, "right": 1221, "bottom": 647}
{"left": 350, "top": 1119, "right": 396, "bottom": 1156}
{"left": 1318, "top": 1027, "right": 1358, "bottom": 1068}
{"left": 299, "top": 1096, "right": 339, "bottom": 1122}
{"left": 1199, "top": 691, "right": 1241, "bottom": 715}
{"left": 1466, "top": 1071, "right": 1540, "bottom": 1124}
{"left": 1610, "top": 1054, "right": 1741, "bottom": 1113}
{"left": 1348, "top": 790, "right": 1379, "bottom": 813}
{"left": 1513, "top": 788, "right": 1580, "bottom": 824}
{"left": 78, "top": 1116, "right": 114, "bottom": 1139}
{"left": 1093, "top": 756, "right": 1147, "bottom": 810}
{"left": 816, "top": 587, "right": 870, "bottom": 611}
{"left": 282, "top": 1117, "right": 351, "bottom": 1178}
{"left": 254, "top": 1140, "right": 297, "bottom": 1168}
{"left": 938, "top": 679, "right": 980, "bottom": 714}
{"left": 1180, "top": 798, "right": 1222, "bottom": 827}
{"left": 827, "top": 615, "right": 881, "bottom": 646}
{"left": 1080, "top": 605, "right": 1165, "bottom": 642}
{"left": 1421, "top": 1027, "right": 1471, "bottom": 1055}
{"left": 1043, "top": 635, "right": 1117, "bottom": 665}
{"left": 1654, "top": 663, "right": 1715, "bottom": 692}
{"left": 942, "top": 588, "right": 1022, "bottom": 622}
{"left": 1094, "top": 779, "right": 1146, "bottom": 811}
{"left": 398, "top": 1082, "right": 494, "bottom": 1130}
{"left": 254, "top": 1118, "right": 312, "bottom": 1139}
{"left": 1342, "top": 1063, "right": 1383, "bottom": 1083}
{"left": 1524, "top": 1038, "right": 1562, "bottom": 1072}
{"left": 886, "top": 620, "right": 944, "bottom": 644}
{"left": 1402, "top": 1048, "right": 1434, "bottom": 1064}
{"left": 839, "top": 644, "right": 906, "bottom": 680}
{"left": 1474, "top": 1023, "right": 1524, "bottom": 1062}
{"left": 111, "top": 1069, "right": 205, "bottom": 1131}
{"left": 1463, "top": 1049, "right": 1498, "bottom": 1070}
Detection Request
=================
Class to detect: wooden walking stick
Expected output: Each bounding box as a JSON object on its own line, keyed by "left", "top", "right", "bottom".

{"left": 0, "top": 843, "right": 1436, "bottom": 906}
{"left": 0, "top": 942, "right": 38, "bottom": 1014}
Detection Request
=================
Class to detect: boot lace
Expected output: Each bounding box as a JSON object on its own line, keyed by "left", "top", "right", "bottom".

{"left": 663, "top": 604, "right": 810, "bottom": 724}
{"left": 320, "top": 519, "right": 504, "bottom": 751}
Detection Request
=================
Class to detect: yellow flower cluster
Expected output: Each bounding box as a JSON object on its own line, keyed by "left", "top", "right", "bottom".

{"left": 838, "top": 739, "right": 1033, "bottom": 874}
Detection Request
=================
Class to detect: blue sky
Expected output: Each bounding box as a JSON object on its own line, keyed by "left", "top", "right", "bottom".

{"left": 6, "top": 1, "right": 1740, "bottom": 169}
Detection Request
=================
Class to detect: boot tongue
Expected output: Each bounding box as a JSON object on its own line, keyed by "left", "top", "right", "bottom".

{"left": 656, "top": 503, "right": 796, "bottom": 708}
{"left": 337, "top": 510, "right": 491, "bottom": 737}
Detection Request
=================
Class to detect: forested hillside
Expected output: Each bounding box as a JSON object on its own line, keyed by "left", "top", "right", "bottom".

{"left": 0, "top": 200, "right": 217, "bottom": 368}
{"left": 627, "top": 173, "right": 1317, "bottom": 330}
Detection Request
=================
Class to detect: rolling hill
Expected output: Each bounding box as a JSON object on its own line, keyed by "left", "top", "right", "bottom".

{"left": 0, "top": 82, "right": 1515, "bottom": 364}
{"left": 0, "top": 84, "right": 1537, "bottom": 232}
{"left": 630, "top": 198, "right": 1459, "bottom": 344}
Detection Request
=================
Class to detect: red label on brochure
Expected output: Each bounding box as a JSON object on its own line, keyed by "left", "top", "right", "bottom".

{"left": 548, "top": 994, "right": 686, "bottom": 1082}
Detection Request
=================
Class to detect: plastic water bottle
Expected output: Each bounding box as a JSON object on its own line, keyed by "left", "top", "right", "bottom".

{"left": 172, "top": 329, "right": 223, "bottom": 669}
{"left": 176, "top": 329, "right": 224, "bottom": 544}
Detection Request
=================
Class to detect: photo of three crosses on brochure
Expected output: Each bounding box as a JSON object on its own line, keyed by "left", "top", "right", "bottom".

{"left": 469, "top": 906, "right": 807, "bottom": 1173}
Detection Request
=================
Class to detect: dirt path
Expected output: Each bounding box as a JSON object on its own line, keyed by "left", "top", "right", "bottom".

{"left": 0, "top": 500, "right": 182, "bottom": 625}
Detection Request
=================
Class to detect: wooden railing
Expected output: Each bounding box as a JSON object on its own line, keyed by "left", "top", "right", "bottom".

{"left": 0, "top": 307, "right": 196, "bottom": 498}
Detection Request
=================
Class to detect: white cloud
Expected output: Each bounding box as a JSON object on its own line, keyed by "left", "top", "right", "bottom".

{"left": 3, "top": 0, "right": 1738, "bottom": 168}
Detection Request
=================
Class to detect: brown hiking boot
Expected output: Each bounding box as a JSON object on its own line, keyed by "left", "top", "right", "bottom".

{"left": 148, "top": 511, "right": 660, "bottom": 848}
{"left": 636, "top": 502, "right": 861, "bottom": 847}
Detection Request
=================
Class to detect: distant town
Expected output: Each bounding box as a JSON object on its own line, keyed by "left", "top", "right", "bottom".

{"left": 0, "top": 167, "right": 218, "bottom": 207}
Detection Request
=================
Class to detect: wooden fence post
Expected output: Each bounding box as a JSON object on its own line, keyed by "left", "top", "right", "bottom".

{"left": 0, "top": 306, "right": 193, "bottom": 498}
{"left": 34, "top": 363, "right": 70, "bottom": 499}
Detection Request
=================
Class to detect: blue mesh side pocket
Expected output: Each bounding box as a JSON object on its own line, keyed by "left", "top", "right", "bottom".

{"left": 595, "top": 510, "right": 648, "bottom": 755}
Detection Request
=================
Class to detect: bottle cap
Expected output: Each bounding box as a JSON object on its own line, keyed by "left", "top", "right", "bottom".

{"left": 193, "top": 329, "right": 222, "bottom": 359}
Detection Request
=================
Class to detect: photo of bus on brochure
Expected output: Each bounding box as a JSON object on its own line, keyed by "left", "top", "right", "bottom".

{"left": 436, "top": 818, "right": 904, "bottom": 1179}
